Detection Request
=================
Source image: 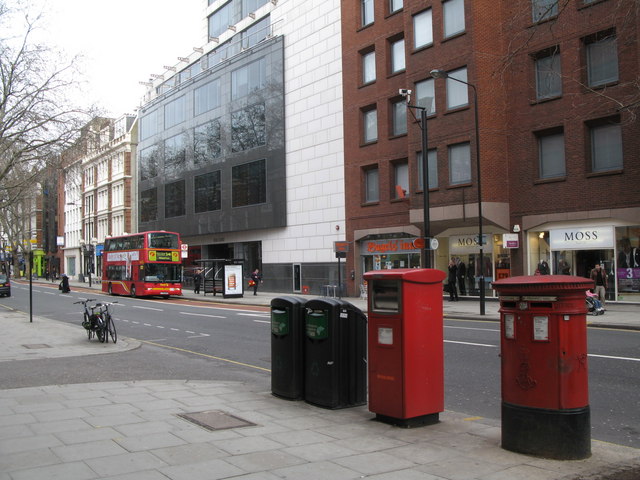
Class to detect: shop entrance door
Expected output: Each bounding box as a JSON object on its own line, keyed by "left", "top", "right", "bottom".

{"left": 576, "top": 249, "right": 614, "bottom": 301}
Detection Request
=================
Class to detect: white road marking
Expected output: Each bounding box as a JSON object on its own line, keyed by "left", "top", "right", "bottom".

{"left": 445, "top": 340, "right": 498, "bottom": 348}
{"left": 589, "top": 353, "right": 640, "bottom": 362}
{"left": 445, "top": 340, "right": 640, "bottom": 363}
{"left": 445, "top": 325, "right": 499, "bottom": 332}
{"left": 179, "top": 312, "right": 226, "bottom": 319}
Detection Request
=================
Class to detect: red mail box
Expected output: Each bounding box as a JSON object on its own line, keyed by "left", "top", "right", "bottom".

{"left": 364, "top": 268, "right": 446, "bottom": 427}
{"left": 492, "top": 275, "right": 592, "bottom": 459}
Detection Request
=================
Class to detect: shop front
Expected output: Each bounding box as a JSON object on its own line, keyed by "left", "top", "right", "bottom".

{"left": 360, "top": 236, "right": 422, "bottom": 274}
{"left": 443, "top": 233, "right": 511, "bottom": 297}
{"left": 358, "top": 231, "right": 512, "bottom": 298}
{"left": 526, "top": 224, "right": 640, "bottom": 303}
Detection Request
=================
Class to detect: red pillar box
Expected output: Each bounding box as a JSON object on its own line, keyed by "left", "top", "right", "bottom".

{"left": 492, "top": 275, "right": 593, "bottom": 459}
{"left": 363, "top": 268, "right": 446, "bottom": 427}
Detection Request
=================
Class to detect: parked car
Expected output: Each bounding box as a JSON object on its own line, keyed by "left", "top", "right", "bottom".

{"left": 0, "top": 274, "right": 10, "bottom": 297}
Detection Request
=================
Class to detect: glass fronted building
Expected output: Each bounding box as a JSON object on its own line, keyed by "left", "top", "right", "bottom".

{"left": 137, "top": 0, "right": 347, "bottom": 294}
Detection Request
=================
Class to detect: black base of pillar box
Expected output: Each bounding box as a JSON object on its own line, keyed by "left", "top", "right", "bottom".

{"left": 375, "top": 412, "right": 439, "bottom": 428}
{"left": 502, "top": 402, "right": 591, "bottom": 459}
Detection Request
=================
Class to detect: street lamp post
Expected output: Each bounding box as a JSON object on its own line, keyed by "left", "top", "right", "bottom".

{"left": 430, "top": 69, "right": 485, "bottom": 315}
{"left": 401, "top": 90, "right": 432, "bottom": 268}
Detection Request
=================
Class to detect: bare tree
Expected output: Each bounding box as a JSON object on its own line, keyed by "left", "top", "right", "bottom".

{"left": 0, "top": 2, "right": 88, "bottom": 212}
{"left": 497, "top": 0, "right": 640, "bottom": 121}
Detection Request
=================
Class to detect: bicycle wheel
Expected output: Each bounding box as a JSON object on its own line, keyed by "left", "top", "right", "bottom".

{"left": 95, "top": 315, "right": 107, "bottom": 343}
{"left": 106, "top": 314, "right": 117, "bottom": 344}
{"left": 84, "top": 314, "right": 92, "bottom": 340}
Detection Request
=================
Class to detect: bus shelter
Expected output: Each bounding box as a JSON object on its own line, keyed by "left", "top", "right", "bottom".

{"left": 195, "top": 259, "right": 244, "bottom": 299}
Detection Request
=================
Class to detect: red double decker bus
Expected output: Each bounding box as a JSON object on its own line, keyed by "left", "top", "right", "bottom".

{"left": 102, "top": 231, "right": 183, "bottom": 298}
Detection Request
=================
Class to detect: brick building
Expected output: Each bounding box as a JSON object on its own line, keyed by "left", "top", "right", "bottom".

{"left": 341, "top": 0, "right": 639, "bottom": 303}
{"left": 60, "top": 116, "right": 137, "bottom": 281}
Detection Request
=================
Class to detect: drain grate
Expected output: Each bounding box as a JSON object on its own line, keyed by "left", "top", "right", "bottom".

{"left": 22, "top": 344, "right": 51, "bottom": 349}
{"left": 177, "top": 410, "right": 256, "bottom": 431}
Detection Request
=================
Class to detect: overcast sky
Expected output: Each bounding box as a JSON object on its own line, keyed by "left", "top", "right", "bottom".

{"left": 21, "top": 0, "right": 204, "bottom": 117}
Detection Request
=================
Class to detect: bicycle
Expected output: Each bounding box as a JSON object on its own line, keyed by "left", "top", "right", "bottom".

{"left": 99, "top": 301, "right": 118, "bottom": 344}
{"left": 74, "top": 299, "right": 118, "bottom": 343}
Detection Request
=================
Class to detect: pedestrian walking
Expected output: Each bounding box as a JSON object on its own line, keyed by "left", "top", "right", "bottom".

{"left": 590, "top": 263, "right": 608, "bottom": 307}
{"left": 193, "top": 269, "right": 202, "bottom": 294}
{"left": 249, "top": 268, "right": 262, "bottom": 296}
{"left": 448, "top": 257, "right": 459, "bottom": 301}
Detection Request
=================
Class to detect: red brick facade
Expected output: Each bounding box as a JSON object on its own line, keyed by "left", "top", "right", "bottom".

{"left": 341, "top": 0, "right": 639, "bottom": 298}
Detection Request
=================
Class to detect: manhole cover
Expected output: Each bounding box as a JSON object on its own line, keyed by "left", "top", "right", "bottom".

{"left": 177, "top": 410, "right": 256, "bottom": 431}
{"left": 22, "top": 344, "right": 51, "bottom": 349}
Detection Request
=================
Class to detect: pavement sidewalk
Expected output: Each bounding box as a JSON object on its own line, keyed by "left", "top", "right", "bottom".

{"left": 34, "top": 276, "right": 640, "bottom": 330}
{"left": 1, "top": 280, "right": 639, "bottom": 479}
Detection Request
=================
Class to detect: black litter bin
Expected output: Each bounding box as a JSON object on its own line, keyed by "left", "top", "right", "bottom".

{"left": 304, "top": 298, "right": 367, "bottom": 409}
{"left": 271, "top": 296, "right": 306, "bottom": 400}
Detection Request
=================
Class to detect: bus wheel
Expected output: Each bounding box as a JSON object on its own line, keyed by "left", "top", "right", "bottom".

{"left": 130, "top": 285, "right": 136, "bottom": 297}
{"left": 108, "top": 283, "right": 113, "bottom": 295}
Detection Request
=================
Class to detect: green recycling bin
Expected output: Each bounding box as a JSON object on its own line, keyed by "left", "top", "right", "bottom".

{"left": 304, "top": 298, "right": 367, "bottom": 409}
{"left": 271, "top": 296, "right": 306, "bottom": 400}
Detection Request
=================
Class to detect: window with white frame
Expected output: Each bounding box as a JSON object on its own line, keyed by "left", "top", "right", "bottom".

{"left": 112, "top": 214, "right": 124, "bottom": 237}
{"left": 449, "top": 142, "right": 471, "bottom": 185}
{"left": 97, "top": 188, "right": 108, "bottom": 211}
{"left": 586, "top": 33, "right": 618, "bottom": 87}
{"left": 393, "top": 161, "right": 409, "bottom": 198}
{"left": 443, "top": 0, "right": 465, "bottom": 38}
{"left": 417, "top": 149, "right": 438, "bottom": 190}
{"left": 84, "top": 167, "right": 94, "bottom": 187}
{"left": 390, "top": 38, "right": 405, "bottom": 73}
{"left": 538, "top": 131, "right": 565, "bottom": 178}
{"left": 362, "top": 50, "right": 376, "bottom": 84}
{"left": 535, "top": 48, "right": 562, "bottom": 100}
{"left": 97, "top": 218, "right": 109, "bottom": 241}
{"left": 97, "top": 159, "right": 108, "bottom": 183}
{"left": 413, "top": 9, "right": 433, "bottom": 49}
{"left": 415, "top": 78, "right": 436, "bottom": 115}
{"left": 363, "top": 107, "right": 378, "bottom": 143}
{"left": 590, "top": 122, "right": 623, "bottom": 172}
{"left": 532, "top": 0, "right": 558, "bottom": 22}
{"left": 362, "top": 0, "right": 374, "bottom": 27}
{"left": 446, "top": 67, "right": 468, "bottom": 109}
{"left": 85, "top": 193, "right": 94, "bottom": 216}
{"left": 392, "top": 99, "right": 407, "bottom": 136}
{"left": 390, "top": 0, "right": 402, "bottom": 13}
{"left": 112, "top": 153, "right": 124, "bottom": 176}
{"left": 111, "top": 182, "right": 124, "bottom": 207}
{"left": 364, "top": 167, "right": 379, "bottom": 203}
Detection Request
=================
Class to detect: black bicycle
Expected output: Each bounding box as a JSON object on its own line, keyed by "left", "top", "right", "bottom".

{"left": 74, "top": 299, "right": 118, "bottom": 343}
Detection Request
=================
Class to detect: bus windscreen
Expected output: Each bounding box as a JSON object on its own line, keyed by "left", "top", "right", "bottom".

{"left": 143, "top": 264, "right": 182, "bottom": 283}
{"left": 148, "top": 232, "right": 179, "bottom": 249}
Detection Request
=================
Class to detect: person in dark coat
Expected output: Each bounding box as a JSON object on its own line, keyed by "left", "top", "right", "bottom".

{"left": 447, "top": 257, "right": 458, "bottom": 301}
{"left": 60, "top": 274, "right": 71, "bottom": 293}
{"left": 193, "top": 269, "right": 202, "bottom": 294}
{"left": 250, "top": 268, "right": 262, "bottom": 296}
{"left": 456, "top": 258, "right": 466, "bottom": 295}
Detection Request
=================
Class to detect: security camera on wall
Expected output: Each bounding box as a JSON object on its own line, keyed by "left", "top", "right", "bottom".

{"left": 399, "top": 88, "right": 412, "bottom": 97}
